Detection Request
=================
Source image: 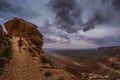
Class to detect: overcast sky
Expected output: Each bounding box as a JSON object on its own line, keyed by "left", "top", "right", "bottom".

{"left": 0, "top": 0, "right": 120, "bottom": 49}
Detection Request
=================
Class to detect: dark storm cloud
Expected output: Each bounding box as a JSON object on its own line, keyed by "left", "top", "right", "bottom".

{"left": 0, "top": 0, "right": 40, "bottom": 19}
{"left": 0, "top": 0, "right": 15, "bottom": 12}
{"left": 81, "top": 20, "right": 94, "bottom": 32}
{"left": 49, "top": 0, "right": 120, "bottom": 33}
{"left": 49, "top": 0, "right": 81, "bottom": 33}
{"left": 79, "top": 0, "right": 117, "bottom": 32}
{"left": 0, "top": 0, "right": 20, "bottom": 19}
{"left": 0, "top": 0, "right": 22, "bottom": 16}
{"left": 112, "top": 0, "right": 120, "bottom": 9}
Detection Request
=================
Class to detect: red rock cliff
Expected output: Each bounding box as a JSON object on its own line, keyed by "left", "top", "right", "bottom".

{"left": 4, "top": 18, "right": 44, "bottom": 54}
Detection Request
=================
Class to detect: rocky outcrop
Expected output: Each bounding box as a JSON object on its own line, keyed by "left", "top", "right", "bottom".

{"left": 4, "top": 18, "right": 44, "bottom": 54}
{"left": 98, "top": 46, "right": 120, "bottom": 55}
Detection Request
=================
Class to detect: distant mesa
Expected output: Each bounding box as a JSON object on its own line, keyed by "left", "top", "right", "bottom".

{"left": 99, "top": 46, "right": 120, "bottom": 55}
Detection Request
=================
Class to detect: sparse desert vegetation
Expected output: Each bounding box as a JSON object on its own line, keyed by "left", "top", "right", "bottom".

{"left": 44, "top": 70, "right": 53, "bottom": 76}
{"left": 0, "top": 37, "right": 12, "bottom": 75}
{"left": 57, "top": 76, "right": 65, "bottom": 80}
{"left": 40, "top": 55, "right": 53, "bottom": 65}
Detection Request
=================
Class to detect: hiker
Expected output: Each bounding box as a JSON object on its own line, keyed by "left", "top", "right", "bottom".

{"left": 17, "top": 37, "right": 23, "bottom": 52}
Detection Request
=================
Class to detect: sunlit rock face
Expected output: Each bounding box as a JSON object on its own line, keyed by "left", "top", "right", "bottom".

{"left": 4, "top": 17, "right": 44, "bottom": 54}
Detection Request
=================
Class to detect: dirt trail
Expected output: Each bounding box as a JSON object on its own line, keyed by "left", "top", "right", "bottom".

{"left": 0, "top": 37, "right": 42, "bottom": 80}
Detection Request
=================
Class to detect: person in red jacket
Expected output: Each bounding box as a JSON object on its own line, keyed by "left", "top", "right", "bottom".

{"left": 17, "top": 37, "right": 23, "bottom": 52}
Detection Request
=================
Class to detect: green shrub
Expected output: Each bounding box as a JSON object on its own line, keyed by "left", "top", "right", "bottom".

{"left": 81, "top": 73, "right": 89, "bottom": 80}
{"left": 3, "top": 37, "right": 11, "bottom": 46}
{"left": 3, "top": 47, "right": 12, "bottom": 60}
{"left": 0, "top": 48, "right": 12, "bottom": 58}
{"left": 107, "top": 76, "right": 116, "bottom": 80}
{"left": 23, "top": 48, "right": 27, "bottom": 51}
{"left": 0, "top": 37, "right": 13, "bottom": 75}
{"left": 44, "top": 70, "right": 53, "bottom": 76}
{"left": 0, "top": 48, "right": 12, "bottom": 75}
{"left": 0, "top": 57, "right": 6, "bottom": 67}
{"left": 0, "top": 67, "right": 4, "bottom": 75}
{"left": 40, "top": 56, "right": 48, "bottom": 63}
{"left": 28, "top": 48, "right": 33, "bottom": 53}
{"left": 28, "top": 48, "right": 36, "bottom": 57}
{"left": 57, "top": 76, "right": 65, "bottom": 80}
{"left": 0, "top": 38, "right": 3, "bottom": 43}
{"left": 32, "top": 47, "right": 38, "bottom": 51}
{"left": 40, "top": 56, "right": 53, "bottom": 65}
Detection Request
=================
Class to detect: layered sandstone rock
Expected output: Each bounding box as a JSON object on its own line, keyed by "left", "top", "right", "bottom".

{"left": 4, "top": 18, "right": 44, "bottom": 54}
